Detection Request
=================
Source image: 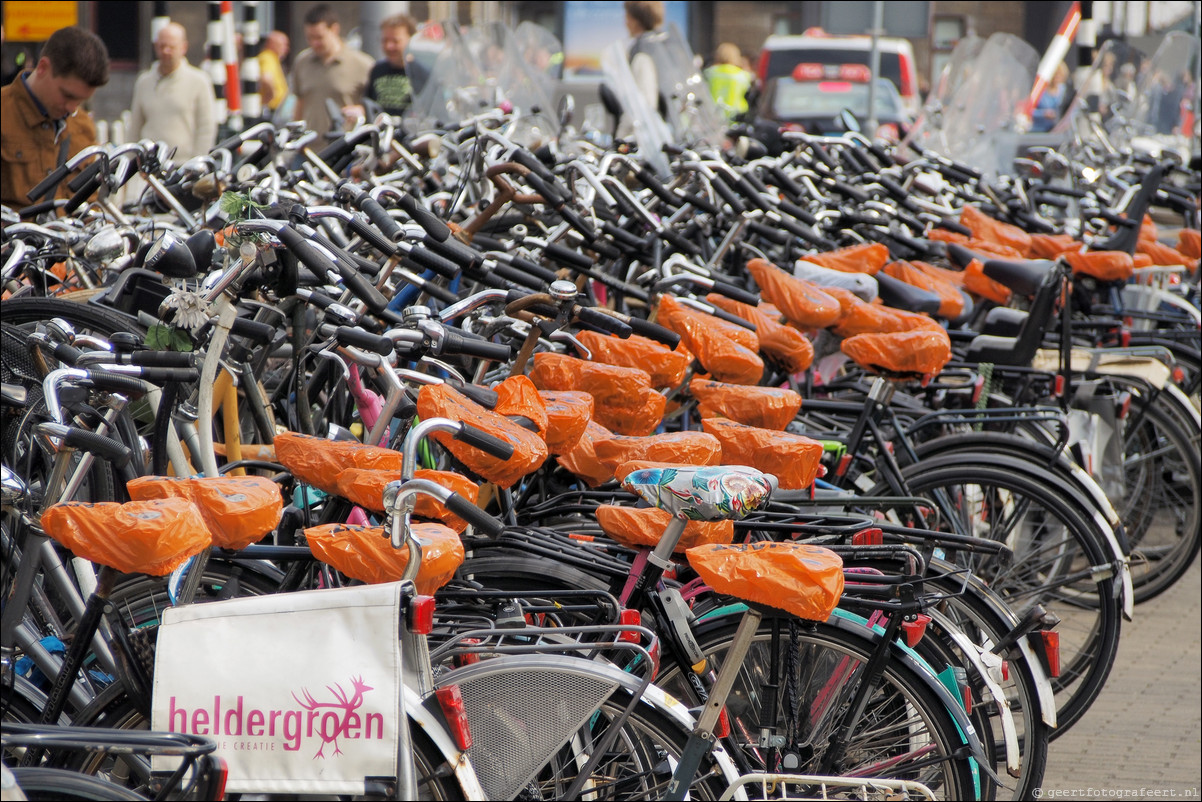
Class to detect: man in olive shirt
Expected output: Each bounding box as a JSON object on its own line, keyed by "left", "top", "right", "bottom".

{"left": 291, "top": 4, "right": 373, "bottom": 143}
{"left": 0, "top": 26, "right": 108, "bottom": 209}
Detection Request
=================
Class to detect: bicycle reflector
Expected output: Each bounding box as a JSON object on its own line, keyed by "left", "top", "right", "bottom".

{"left": 435, "top": 685, "right": 473, "bottom": 751}
{"left": 619, "top": 608, "right": 641, "bottom": 643}
{"left": 715, "top": 706, "right": 731, "bottom": 739}
{"left": 1034, "top": 630, "right": 1061, "bottom": 678}
{"left": 852, "top": 527, "right": 883, "bottom": 546}
{"left": 408, "top": 595, "right": 436, "bottom": 635}
{"left": 901, "top": 614, "right": 931, "bottom": 648}
{"left": 455, "top": 638, "right": 482, "bottom": 668}
{"left": 211, "top": 755, "right": 229, "bottom": 801}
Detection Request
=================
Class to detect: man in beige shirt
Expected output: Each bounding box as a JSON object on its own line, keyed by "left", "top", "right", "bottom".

{"left": 291, "top": 4, "right": 373, "bottom": 143}
{"left": 128, "top": 22, "right": 216, "bottom": 162}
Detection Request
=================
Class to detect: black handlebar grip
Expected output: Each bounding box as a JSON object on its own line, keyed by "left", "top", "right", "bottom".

{"left": 1089, "top": 208, "right": 1138, "bottom": 228}
{"left": 544, "top": 242, "right": 594, "bottom": 271}
{"left": 134, "top": 367, "right": 202, "bottom": 384}
{"left": 395, "top": 266, "right": 460, "bottom": 305}
{"left": 470, "top": 233, "right": 508, "bottom": 252}
{"left": 865, "top": 140, "right": 894, "bottom": 168}
{"left": 406, "top": 245, "right": 462, "bottom": 280}
{"left": 523, "top": 171, "right": 567, "bottom": 208}
{"left": 443, "top": 492, "right": 506, "bottom": 538}
{"left": 339, "top": 261, "right": 391, "bottom": 314}
{"left": 58, "top": 426, "right": 133, "bottom": 468}
{"left": 345, "top": 214, "right": 399, "bottom": 256}
{"left": 878, "top": 175, "right": 909, "bottom": 202}
{"left": 51, "top": 342, "right": 84, "bottom": 366}
{"left": 18, "top": 199, "right": 61, "bottom": 218}
{"left": 356, "top": 194, "right": 406, "bottom": 243}
{"left": 710, "top": 177, "right": 747, "bottom": 214}
{"left": 806, "top": 141, "right": 839, "bottom": 171}
{"left": 558, "top": 206, "right": 598, "bottom": 243}
{"left": 27, "top": 164, "right": 71, "bottom": 202}
{"left": 454, "top": 423, "right": 515, "bottom": 460}
{"left": 67, "top": 159, "right": 105, "bottom": 194}
{"left": 215, "top": 132, "right": 245, "bottom": 152}
{"left": 315, "top": 135, "right": 356, "bottom": 166}
{"left": 777, "top": 199, "right": 818, "bottom": 225}
{"left": 82, "top": 370, "right": 150, "bottom": 397}
{"left": 940, "top": 218, "right": 974, "bottom": 238}
{"left": 276, "top": 225, "right": 340, "bottom": 278}
{"left": 601, "top": 222, "right": 649, "bottom": 253}
{"left": 511, "top": 148, "right": 556, "bottom": 183}
{"left": 710, "top": 280, "right": 761, "bottom": 307}
{"left": 625, "top": 316, "right": 681, "bottom": 350}
{"left": 427, "top": 236, "right": 485, "bottom": 274}
{"left": 634, "top": 166, "right": 682, "bottom": 208}
{"left": 659, "top": 227, "right": 702, "bottom": 257}
{"left": 936, "top": 160, "right": 978, "bottom": 184}
{"left": 1033, "top": 184, "right": 1088, "bottom": 199}
{"left": 839, "top": 145, "right": 874, "bottom": 176}
{"left": 747, "top": 220, "right": 791, "bottom": 245}
{"left": 506, "top": 256, "right": 558, "bottom": 285}
{"left": 826, "top": 178, "right": 870, "bottom": 205}
{"left": 576, "top": 306, "right": 633, "bottom": 339}
{"left": 397, "top": 194, "right": 450, "bottom": 242}
{"left": 441, "top": 330, "right": 513, "bottom": 362}
{"left": 772, "top": 213, "right": 815, "bottom": 242}
{"left": 679, "top": 190, "right": 720, "bottom": 215}
{"left": 490, "top": 261, "right": 548, "bottom": 291}
{"left": 766, "top": 164, "right": 805, "bottom": 201}
{"left": 335, "top": 325, "right": 394, "bottom": 356}
{"left": 696, "top": 302, "right": 758, "bottom": 330}
{"left": 455, "top": 383, "right": 499, "bottom": 410}
{"left": 63, "top": 176, "right": 102, "bottom": 215}
{"left": 230, "top": 317, "right": 277, "bottom": 344}
{"left": 128, "top": 350, "right": 198, "bottom": 368}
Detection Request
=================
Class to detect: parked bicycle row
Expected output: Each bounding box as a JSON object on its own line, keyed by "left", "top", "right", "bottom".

{"left": 2, "top": 21, "right": 1199, "bottom": 802}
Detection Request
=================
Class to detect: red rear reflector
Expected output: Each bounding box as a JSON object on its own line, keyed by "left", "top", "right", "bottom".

{"left": 1040, "top": 630, "right": 1061, "bottom": 678}
{"left": 852, "top": 527, "right": 884, "bottom": 546}
{"left": 211, "top": 755, "right": 229, "bottom": 800}
{"left": 1120, "top": 330, "right": 1131, "bottom": 347}
{"left": 835, "top": 453, "right": 853, "bottom": 477}
{"left": 1117, "top": 391, "right": 1132, "bottom": 420}
{"left": 408, "top": 595, "right": 436, "bottom": 635}
{"left": 1001, "top": 660, "right": 1009, "bottom": 682}
{"left": 647, "top": 635, "right": 662, "bottom": 680}
{"left": 1172, "top": 366, "right": 1185, "bottom": 384}
{"left": 435, "top": 685, "right": 473, "bottom": 751}
{"left": 971, "top": 374, "right": 985, "bottom": 404}
{"left": 901, "top": 614, "right": 931, "bottom": 648}
{"left": 961, "top": 683, "right": 973, "bottom": 715}
{"left": 715, "top": 707, "right": 732, "bottom": 739}
{"left": 455, "top": 637, "right": 482, "bottom": 667}
{"left": 1054, "top": 374, "right": 1066, "bottom": 397}
{"left": 619, "top": 608, "right": 641, "bottom": 643}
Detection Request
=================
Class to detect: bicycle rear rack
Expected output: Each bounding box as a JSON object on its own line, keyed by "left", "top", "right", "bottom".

{"left": 718, "top": 772, "right": 937, "bottom": 801}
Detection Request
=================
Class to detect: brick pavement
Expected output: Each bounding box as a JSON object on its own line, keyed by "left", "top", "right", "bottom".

{"left": 1039, "top": 558, "right": 1202, "bottom": 798}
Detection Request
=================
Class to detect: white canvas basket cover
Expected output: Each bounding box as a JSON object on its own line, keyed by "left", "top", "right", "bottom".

{"left": 152, "top": 583, "right": 401, "bottom": 795}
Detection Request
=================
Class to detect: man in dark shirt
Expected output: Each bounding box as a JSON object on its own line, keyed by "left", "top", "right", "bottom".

{"left": 365, "top": 14, "right": 418, "bottom": 117}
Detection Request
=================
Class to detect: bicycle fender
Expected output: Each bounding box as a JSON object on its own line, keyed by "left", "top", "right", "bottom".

{"left": 927, "top": 608, "right": 1021, "bottom": 776}
{"left": 406, "top": 686, "right": 487, "bottom": 800}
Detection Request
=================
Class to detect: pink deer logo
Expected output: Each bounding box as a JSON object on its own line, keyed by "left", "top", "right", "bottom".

{"left": 292, "top": 675, "right": 374, "bottom": 758}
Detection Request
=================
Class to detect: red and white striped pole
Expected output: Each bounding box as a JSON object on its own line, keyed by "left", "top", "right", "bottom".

{"left": 1024, "top": 1, "right": 1082, "bottom": 117}
{"left": 221, "top": 0, "right": 243, "bottom": 131}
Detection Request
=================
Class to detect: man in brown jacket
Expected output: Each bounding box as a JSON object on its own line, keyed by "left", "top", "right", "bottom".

{"left": 1, "top": 26, "right": 109, "bottom": 209}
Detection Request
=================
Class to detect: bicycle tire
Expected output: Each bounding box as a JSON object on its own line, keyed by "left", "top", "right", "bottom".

{"left": 9, "top": 767, "right": 147, "bottom": 801}
{"left": 0, "top": 298, "right": 146, "bottom": 338}
{"left": 871, "top": 460, "right": 1122, "bottom": 738}
{"left": 654, "top": 612, "right": 982, "bottom": 801}
{"left": 1118, "top": 384, "right": 1202, "bottom": 602}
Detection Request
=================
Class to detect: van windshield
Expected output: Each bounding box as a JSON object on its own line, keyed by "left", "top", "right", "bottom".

{"left": 766, "top": 48, "right": 903, "bottom": 94}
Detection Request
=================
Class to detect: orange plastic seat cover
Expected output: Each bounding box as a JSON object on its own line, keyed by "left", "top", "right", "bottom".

{"left": 840, "top": 329, "right": 952, "bottom": 377}
{"left": 690, "top": 378, "right": 802, "bottom": 431}
{"left": 960, "top": 205, "right": 1032, "bottom": 256}
{"left": 417, "top": 384, "right": 548, "bottom": 488}
{"left": 1139, "top": 214, "right": 1158, "bottom": 244}
{"left": 1136, "top": 238, "right": 1199, "bottom": 273}
{"left": 801, "top": 243, "right": 890, "bottom": 275}
{"left": 274, "top": 432, "right": 404, "bottom": 493}
{"left": 127, "top": 475, "right": 282, "bottom": 550}
{"left": 1063, "top": 250, "right": 1134, "bottom": 283}
{"left": 662, "top": 307, "right": 764, "bottom": 385}
{"left": 1177, "top": 229, "right": 1200, "bottom": 260}
{"left": 700, "top": 418, "right": 824, "bottom": 491}
{"left": 529, "top": 352, "right": 651, "bottom": 406}
{"left": 303, "top": 521, "right": 463, "bottom": 593}
{"left": 596, "top": 505, "right": 734, "bottom": 552}
{"left": 1133, "top": 253, "right": 1154, "bottom": 269}
{"left": 745, "top": 259, "right": 842, "bottom": 329}
{"left": 538, "top": 390, "right": 594, "bottom": 454}
{"left": 593, "top": 431, "right": 723, "bottom": 474}
{"left": 41, "top": 498, "right": 212, "bottom": 576}
{"left": 963, "top": 259, "right": 1013, "bottom": 305}
{"left": 686, "top": 541, "right": 844, "bottom": 621}
{"left": 577, "top": 330, "right": 690, "bottom": 389}
{"left": 883, "top": 260, "right": 965, "bottom": 319}
{"left": 658, "top": 295, "right": 759, "bottom": 352}
{"left": 332, "top": 469, "right": 479, "bottom": 532}
{"left": 493, "top": 375, "right": 548, "bottom": 438}
{"left": 705, "top": 294, "right": 814, "bottom": 373}
{"left": 556, "top": 420, "right": 618, "bottom": 487}
{"left": 825, "top": 287, "right": 906, "bottom": 338}
{"left": 1028, "top": 233, "right": 1081, "bottom": 259}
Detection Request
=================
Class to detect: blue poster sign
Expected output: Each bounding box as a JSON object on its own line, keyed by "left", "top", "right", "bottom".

{"left": 562, "top": 0, "right": 690, "bottom": 80}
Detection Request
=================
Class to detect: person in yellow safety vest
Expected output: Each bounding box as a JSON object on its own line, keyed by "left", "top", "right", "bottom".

{"left": 704, "top": 42, "right": 753, "bottom": 122}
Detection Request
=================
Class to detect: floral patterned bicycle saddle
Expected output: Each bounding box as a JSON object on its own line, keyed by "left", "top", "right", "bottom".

{"left": 621, "top": 465, "right": 777, "bottom": 522}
